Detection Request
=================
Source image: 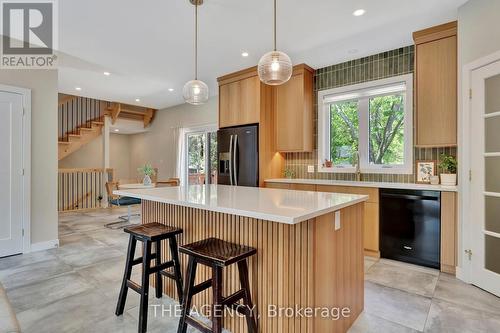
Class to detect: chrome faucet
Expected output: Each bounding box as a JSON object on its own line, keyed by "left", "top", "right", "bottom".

{"left": 353, "top": 151, "right": 362, "bottom": 182}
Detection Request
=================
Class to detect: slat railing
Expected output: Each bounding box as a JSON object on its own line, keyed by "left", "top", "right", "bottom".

{"left": 58, "top": 168, "right": 114, "bottom": 212}
{"left": 58, "top": 95, "right": 108, "bottom": 141}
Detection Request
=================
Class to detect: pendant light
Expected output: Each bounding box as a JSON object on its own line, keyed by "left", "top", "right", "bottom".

{"left": 257, "top": 0, "right": 292, "bottom": 86}
{"left": 183, "top": 0, "right": 209, "bottom": 105}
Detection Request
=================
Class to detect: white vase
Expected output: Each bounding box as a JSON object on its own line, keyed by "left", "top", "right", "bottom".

{"left": 143, "top": 175, "right": 152, "bottom": 186}
{"left": 440, "top": 173, "right": 457, "bottom": 186}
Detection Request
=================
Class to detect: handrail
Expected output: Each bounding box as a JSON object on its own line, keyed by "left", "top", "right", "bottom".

{"left": 58, "top": 168, "right": 115, "bottom": 212}
{"left": 58, "top": 94, "right": 106, "bottom": 141}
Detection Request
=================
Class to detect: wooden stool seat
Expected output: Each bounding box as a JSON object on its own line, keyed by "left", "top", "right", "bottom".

{"left": 178, "top": 238, "right": 257, "bottom": 333}
{"left": 116, "top": 223, "right": 184, "bottom": 333}
{"left": 179, "top": 237, "right": 256, "bottom": 267}
{"left": 125, "top": 222, "right": 182, "bottom": 241}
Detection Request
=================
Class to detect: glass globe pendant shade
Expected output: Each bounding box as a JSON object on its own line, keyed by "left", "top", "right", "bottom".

{"left": 257, "top": 50, "right": 293, "bottom": 85}
{"left": 183, "top": 79, "right": 209, "bottom": 105}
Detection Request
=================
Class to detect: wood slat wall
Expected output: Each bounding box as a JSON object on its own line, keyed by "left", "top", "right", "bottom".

{"left": 58, "top": 168, "right": 114, "bottom": 211}
{"left": 142, "top": 200, "right": 365, "bottom": 333}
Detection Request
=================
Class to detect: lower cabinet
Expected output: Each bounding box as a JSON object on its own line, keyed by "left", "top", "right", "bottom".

{"left": 441, "top": 192, "right": 457, "bottom": 274}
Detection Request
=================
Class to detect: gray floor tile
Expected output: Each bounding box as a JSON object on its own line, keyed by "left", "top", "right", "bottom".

{"left": 364, "top": 256, "right": 379, "bottom": 273}
{"left": 348, "top": 312, "right": 420, "bottom": 333}
{"left": 365, "top": 259, "right": 439, "bottom": 297}
{"left": 365, "top": 281, "right": 432, "bottom": 331}
{"left": 424, "top": 298, "right": 500, "bottom": 333}
{"left": 434, "top": 273, "right": 500, "bottom": 316}
{"left": 7, "top": 272, "right": 92, "bottom": 312}
{"left": 0, "top": 249, "right": 58, "bottom": 271}
{"left": 58, "top": 247, "right": 123, "bottom": 268}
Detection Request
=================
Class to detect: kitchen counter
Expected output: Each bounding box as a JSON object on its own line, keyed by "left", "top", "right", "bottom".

{"left": 115, "top": 184, "right": 367, "bottom": 224}
{"left": 116, "top": 184, "right": 366, "bottom": 332}
{"left": 265, "top": 178, "right": 458, "bottom": 192}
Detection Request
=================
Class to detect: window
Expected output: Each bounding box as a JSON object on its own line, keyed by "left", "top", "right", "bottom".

{"left": 318, "top": 74, "right": 413, "bottom": 174}
{"left": 184, "top": 126, "right": 218, "bottom": 185}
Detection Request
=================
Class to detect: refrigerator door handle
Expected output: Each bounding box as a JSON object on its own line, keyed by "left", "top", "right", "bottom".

{"left": 233, "top": 135, "right": 238, "bottom": 186}
{"left": 229, "top": 135, "right": 233, "bottom": 185}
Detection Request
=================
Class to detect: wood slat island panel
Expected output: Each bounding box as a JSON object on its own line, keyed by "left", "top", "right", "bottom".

{"left": 141, "top": 200, "right": 364, "bottom": 333}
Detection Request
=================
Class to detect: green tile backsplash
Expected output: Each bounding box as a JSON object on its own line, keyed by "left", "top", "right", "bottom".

{"left": 283, "top": 45, "right": 457, "bottom": 183}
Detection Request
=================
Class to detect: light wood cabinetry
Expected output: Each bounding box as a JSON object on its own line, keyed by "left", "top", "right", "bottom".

{"left": 219, "top": 75, "right": 260, "bottom": 128}
{"left": 317, "top": 185, "right": 380, "bottom": 257}
{"left": 218, "top": 67, "right": 284, "bottom": 186}
{"left": 413, "top": 21, "right": 457, "bottom": 147}
{"left": 275, "top": 64, "right": 314, "bottom": 152}
{"left": 441, "top": 192, "right": 457, "bottom": 274}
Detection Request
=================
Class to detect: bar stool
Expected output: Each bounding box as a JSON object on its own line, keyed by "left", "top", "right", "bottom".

{"left": 177, "top": 237, "right": 258, "bottom": 333}
{"left": 115, "top": 223, "right": 184, "bottom": 333}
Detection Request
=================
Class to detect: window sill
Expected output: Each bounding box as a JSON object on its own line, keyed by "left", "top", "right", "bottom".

{"left": 317, "top": 165, "right": 413, "bottom": 175}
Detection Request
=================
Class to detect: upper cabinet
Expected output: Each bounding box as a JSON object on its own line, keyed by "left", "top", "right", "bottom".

{"left": 276, "top": 64, "right": 314, "bottom": 152}
{"left": 413, "top": 21, "right": 457, "bottom": 147}
{"left": 218, "top": 69, "right": 261, "bottom": 128}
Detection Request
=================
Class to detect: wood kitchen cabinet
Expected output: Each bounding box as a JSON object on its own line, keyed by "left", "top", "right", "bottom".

{"left": 441, "top": 192, "right": 457, "bottom": 274}
{"left": 413, "top": 21, "right": 457, "bottom": 147}
{"left": 218, "top": 74, "right": 261, "bottom": 128}
{"left": 275, "top": 64, "right": 314, "bottom": 152}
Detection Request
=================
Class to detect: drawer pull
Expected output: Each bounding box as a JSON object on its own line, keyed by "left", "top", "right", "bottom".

{"left": 403, "top": 246, "right": 413, "bottom": 250}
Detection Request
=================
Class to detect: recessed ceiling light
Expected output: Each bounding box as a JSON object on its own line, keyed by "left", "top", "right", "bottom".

{"left": 114, "top": 129, "right": 119, "bottom": 132}
{"left": 75, "top": 87, "right": 82, "bottom": 91}
{"left": 168, "top": 88, "right": 174, "bottom": 92}
{"left": 241, "top": 52, "right": 249, "bottom": 57}
{"left": 353, "top": 9, "right": 366, "bottom": 16}
{"left": 135, "top": 98, "right": 140, "bottom": 102}
{"left": 103, "top": 71, "right": 111, "bottom": 76}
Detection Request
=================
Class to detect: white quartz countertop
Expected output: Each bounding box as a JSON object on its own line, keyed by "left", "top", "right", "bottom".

{"left": 114, "top": 184, "right": 368, "bottom": 224}
{"left": 265, "top": 178, "right": 458, "bottom": 192}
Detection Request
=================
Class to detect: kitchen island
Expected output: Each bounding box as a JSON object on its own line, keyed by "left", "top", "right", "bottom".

{"left": 114, "top": 185, "right": 368, "bottom": 333}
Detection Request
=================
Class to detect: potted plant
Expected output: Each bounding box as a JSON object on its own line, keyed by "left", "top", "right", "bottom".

{"left": 138, "top": 163, "right": 155, "bottom": 186}
{"left": 438, "top": 154, "right": 457, "bottom": 186}
{"left": 323, "top": 159, "right": 333, "bottom": 168}
{"left": 284, "top": 168, "right": 295, "bottom": 179}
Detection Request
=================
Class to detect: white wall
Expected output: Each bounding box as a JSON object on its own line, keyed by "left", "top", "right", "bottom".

{"left": 0, "top": 69, "right": 58, "bottom": 245}
{"left": 59, "top": 133, "right": 132, "bottom": 181}
{"left": 458, "top": 0, "right": 500, "bottom": 66}
{"left": 129, "top": 97, "right": 218, "bottom": 180}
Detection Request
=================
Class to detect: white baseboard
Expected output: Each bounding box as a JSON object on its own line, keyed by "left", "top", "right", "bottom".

{"left": 30, "top": 239, "right": 59, "bottom": 252}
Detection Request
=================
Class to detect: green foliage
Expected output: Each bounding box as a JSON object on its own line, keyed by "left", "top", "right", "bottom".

{"left": 368, "top": 95, "right": 405, "bottom": 165}
{"left": 330, "top": 101, "right": 358, "bottom": 165}
{"left": 284, "top": 168, "right": 295, "bottom": 179}
{"left": 329, "top": 94, "right": 405, "bottom": 166}
{"left": 438, "top": 154, "right": 457, "bottom": 174}
{"left": 137, "top": 163, "right": 155, "bottom": 176}
{"left": 187, "top": 131, "right": 217, "bottom": 176}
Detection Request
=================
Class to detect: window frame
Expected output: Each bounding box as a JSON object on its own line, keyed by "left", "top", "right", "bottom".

{"left": 183, "top": 124, "right": 218, "bottom": 185}
{"left": 317, "top": 74, "right": 413, "bottom": 174}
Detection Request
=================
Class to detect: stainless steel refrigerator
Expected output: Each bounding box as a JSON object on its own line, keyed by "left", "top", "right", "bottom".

{"left": 217, "top": 125, "right": 259, "bottom": 187}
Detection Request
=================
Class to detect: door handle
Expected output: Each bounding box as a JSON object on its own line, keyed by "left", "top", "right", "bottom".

{"left": 403, "top": 245, "right": 413, "bottom": 250}
{"left": 229, "top": 135, "right": 233, "bottom": 186}
{"left": 233, "top": 134, "right": 238, "bottom": 186}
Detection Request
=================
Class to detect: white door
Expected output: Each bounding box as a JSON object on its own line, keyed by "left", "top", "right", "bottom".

{"left": 469, "top": 60, "right": 500, "bottom": 297}
{"left": 0, "top": 90, "right": 24, "bottom": 257}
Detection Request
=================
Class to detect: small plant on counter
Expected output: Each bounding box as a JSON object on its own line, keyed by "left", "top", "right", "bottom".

{"left": 323, "top": 159, "right": 333, "bottom": 168}
{"left": 438, "top": 154, "right": 457, "bottom": 186}
{"left": 284, "top": 168, "right": 295, "bottom": 179}
{"left": 138, "top": 163, "right": 156, "bottom": 186}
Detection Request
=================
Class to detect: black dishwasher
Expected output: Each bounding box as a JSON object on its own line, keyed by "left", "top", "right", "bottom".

{"left": 380, "top": 188, "right": 441, "bottom": 269}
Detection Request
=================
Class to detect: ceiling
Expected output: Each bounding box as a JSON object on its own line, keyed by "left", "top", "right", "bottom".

{"left": 58, "top": 0, "right": 468, "bottom": 109}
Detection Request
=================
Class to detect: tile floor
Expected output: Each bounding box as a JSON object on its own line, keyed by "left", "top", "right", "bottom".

{"left": 0, "top": 207, "right": 499, "bottom": 332}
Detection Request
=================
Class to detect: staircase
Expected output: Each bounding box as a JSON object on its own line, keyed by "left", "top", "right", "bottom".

{"left": 58, "top": 94, "right": 106, "bottom": 160}
{"left": 58, "top": 94, "right": 157, "bottom": 160}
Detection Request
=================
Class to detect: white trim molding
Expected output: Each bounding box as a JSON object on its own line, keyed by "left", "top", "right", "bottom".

{"left": 30, "top": 239, "right": 59, "bottom": 253}
{"left": 0, "top": 84, "right": 31, "bottom": 254}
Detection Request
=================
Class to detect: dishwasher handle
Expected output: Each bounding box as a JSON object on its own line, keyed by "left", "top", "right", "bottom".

{"left": 380, "top": 193, "right": 440, "bottom": 201}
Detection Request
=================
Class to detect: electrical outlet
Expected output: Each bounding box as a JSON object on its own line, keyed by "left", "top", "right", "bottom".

{"left": 334, "top": 211, "right": 341, "bottom": 230}
{"left": 307, "top": 165, "right": 315, "bottom": 173}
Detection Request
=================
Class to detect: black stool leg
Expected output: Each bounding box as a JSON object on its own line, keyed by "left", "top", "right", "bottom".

{"left": 212, "top": 265, "right": 224, "bottom": 333}
{"left": 169, "top": 235, "right": 184, "bottom": 304}
{"left": 138, "top": 240, "right": 152, "bottom": 333}
{"left": 238, "top": 260, "right": 258, "bottom": 333}
{"left": 116, "top": 235, "right": 137, "bottom": 316}
{"left": 177, "top": 257, "right": 197, "bottom": 333}
{"left": 155, "top": 240, "right": 163, "bottom": 299}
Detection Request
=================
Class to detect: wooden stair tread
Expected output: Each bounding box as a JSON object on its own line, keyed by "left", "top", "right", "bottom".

{"left": 91, "top": 121, "right": 104, "bottom": 125}
{"left": 58, "top": 141, "right": 71, "bottom": 145}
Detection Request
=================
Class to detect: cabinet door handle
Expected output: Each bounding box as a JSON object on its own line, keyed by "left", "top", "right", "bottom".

{"left": 403, "top": 245, "right": 413, "bottom": 250}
